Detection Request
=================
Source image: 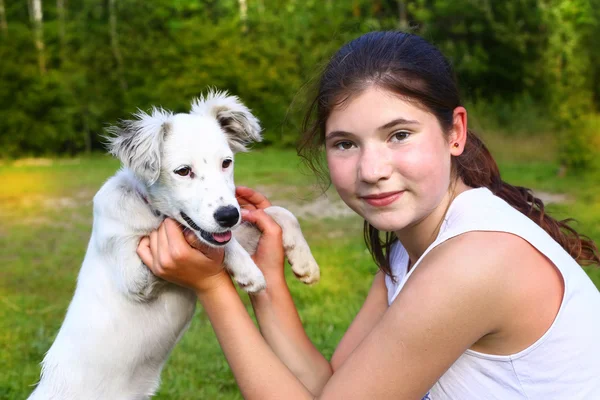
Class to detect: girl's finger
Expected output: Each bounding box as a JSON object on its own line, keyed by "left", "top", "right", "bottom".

{"left": 236, "top": 199, "right": 258, "bottom": 211}
{"left": 156, "top": 221, "right": 175, "bottom": 269}
{"left": 137, "top": 236, "right": 154, "bottom": 268}
{"left": 236, "top": 186, "right": 272, "bottom": 209}
{"left": 241, "top": 209, "right": 282, "bottom": 245}
{"left": 149, "top": 230, "right": 159, "bottom": 260}
{"left": 165, "top": 218, "right": 225, "bottom": 263}
{"left": 236, "top": 188, "right": 258, "bottom": 210}
{"left": 182, "top": 227, "right": 201, "bottom": 249}
{"left": 163, "top": 218, "right": 191, "bottom": 261}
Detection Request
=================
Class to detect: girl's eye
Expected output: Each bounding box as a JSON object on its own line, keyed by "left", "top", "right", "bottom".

{"left": 335, "top": 141, "right": 355, "bottom": 150}
{"left": 174, "top": 166, "right": 191, "bottom": 177}
{"left": 222, "top": 159, "right": 233, "bottom": 169}
{"left": 391, "top": 131, "right": 410, "bottom": 142}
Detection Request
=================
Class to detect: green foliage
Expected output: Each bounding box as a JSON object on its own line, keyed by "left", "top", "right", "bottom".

{"left": 558, "top": 114, "right": 600, "bottom": 171}
{"left": 538, "top": 0, "right": 596, "bottom": 122}
{"left": 0, "top": 0, "right": 598, "bottom": 163}
{"left": 467, "top": 95, "right": 554, "bottom": 137}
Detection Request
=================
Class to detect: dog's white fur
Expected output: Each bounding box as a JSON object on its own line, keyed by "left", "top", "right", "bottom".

{"left": 28, "top": 91, "right": 320, "bottom": 400}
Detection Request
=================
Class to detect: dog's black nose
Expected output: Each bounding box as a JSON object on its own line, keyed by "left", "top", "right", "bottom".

{"left": 214, "top": 206, "right": 240, "bottom": 228}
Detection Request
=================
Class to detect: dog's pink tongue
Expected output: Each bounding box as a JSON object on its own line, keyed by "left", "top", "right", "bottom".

{"left": 212, "top": 231, "right": 232, "bottom": 243}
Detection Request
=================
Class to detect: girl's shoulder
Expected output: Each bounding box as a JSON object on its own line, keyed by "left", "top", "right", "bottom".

{"left": 418, "top": 230, "right": 563, "bottom": 353}
{"left": 421, "top": 229, "right": 538, "bottom": 283}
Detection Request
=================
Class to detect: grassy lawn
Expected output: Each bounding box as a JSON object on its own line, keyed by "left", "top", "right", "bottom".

{"left": 1, "top": 141, "right": 599, "bottom": 399}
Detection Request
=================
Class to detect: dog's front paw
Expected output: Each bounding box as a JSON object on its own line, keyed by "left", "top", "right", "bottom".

{"left": 224, "top": 239, "right": 267, "bottom": 293}
{"left": 232, "top": 269, "right": 267, "bottom": 293}
{"left": 287, "top": 247, "right": 320, "bottom": 285}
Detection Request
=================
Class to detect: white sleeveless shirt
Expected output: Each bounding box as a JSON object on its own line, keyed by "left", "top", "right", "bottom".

{"left": 385, "top": 187, "right": 600, "bottom": 399}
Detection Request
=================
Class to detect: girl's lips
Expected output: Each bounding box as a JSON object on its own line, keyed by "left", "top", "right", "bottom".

{"left": 361, "top": 191, "right": 404, "bottom": 207}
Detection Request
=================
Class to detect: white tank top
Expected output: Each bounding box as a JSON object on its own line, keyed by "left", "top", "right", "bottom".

{"left": 385, "top": 187, "right": 600, "bottom": 399}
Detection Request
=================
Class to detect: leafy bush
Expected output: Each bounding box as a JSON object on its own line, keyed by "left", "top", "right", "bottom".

{"left": 559, "top": 114, "right": 600, "bottom": 172}
{"left": 466, "top": 95, "right": 554, "bottom": 136}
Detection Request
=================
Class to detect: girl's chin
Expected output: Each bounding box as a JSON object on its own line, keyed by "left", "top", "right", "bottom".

{"left": 345, "top": 202, "right": 411, "bottom": 231}
{"left": 364, "top": 217, "right": 408, "bottom": 233}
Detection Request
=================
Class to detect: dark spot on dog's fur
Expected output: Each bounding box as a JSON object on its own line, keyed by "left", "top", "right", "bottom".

{"left": 116, "top": 183, "right": 134, "bottom": 195}
{"left": 200, "top": 176, "right": 205, "bottom": 181}
{"left": 203, "top": 158, "right": 207, "bottom": 164}
{"left": 207, "top": 203, "right": 212, "bottom": 207}
{"left": 217, "top": 115, "right": 242, "bottom": 136}
{"left": 216, "top": 114, "right": 256, "bottom": 151}
{"left": 219, "top": 196, "right": 223, "bottom": 201}
{"left": 285, "top": 243, "right": 296, "bottom": 251}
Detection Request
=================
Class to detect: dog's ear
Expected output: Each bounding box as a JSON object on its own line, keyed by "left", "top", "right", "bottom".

{"left": 191, "top": 90, "right": 262, "bottom": 152}
{"left": 104, "top": 107, "right": 172, "bottom": 185}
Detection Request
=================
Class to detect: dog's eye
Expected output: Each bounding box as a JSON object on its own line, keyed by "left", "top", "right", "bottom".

{"left": 222, "top": 159, "right": 233, "bottom": 169}
{"left": 174, "top": 167, "right": 191, "bottom": 177}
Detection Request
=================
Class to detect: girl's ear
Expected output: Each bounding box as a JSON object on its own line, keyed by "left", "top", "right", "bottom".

{"left": 449, "top": 106, "right": 468, "bottom": 156}
{"left": 191, "top": 89, "right": 262, "bottom": 153}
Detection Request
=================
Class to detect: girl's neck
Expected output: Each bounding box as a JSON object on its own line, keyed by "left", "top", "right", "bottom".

{"left": 396, "top": 181, "right": 471, "bottom": 269}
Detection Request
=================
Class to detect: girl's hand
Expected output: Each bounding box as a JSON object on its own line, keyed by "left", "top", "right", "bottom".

{"left": 236, "top": 185, "right": 272, "bottom": 211}
{"left": 137, "top": 218, "right": 229, "bottom": 294}
{"left": 236, "top": 186, "right": 286, "bottom": 282}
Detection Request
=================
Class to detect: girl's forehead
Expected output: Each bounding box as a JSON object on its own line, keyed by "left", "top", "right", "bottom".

{"left": 325, "top": 87, "right": 432, "bottom": 133}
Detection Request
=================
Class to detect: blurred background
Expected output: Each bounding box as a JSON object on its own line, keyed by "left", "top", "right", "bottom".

{"left": 1, "top": 1, "right": 599, "bottom": 399}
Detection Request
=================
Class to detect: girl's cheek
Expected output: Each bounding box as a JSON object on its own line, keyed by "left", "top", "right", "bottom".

{"left": 328, "top": 155, "right": 354, "bottom": 192}
{"left": 392, "top": 147, "right": 424, "bottom": 180}
{"left": 395, "top": 141, "right": 448, "bottom": 190}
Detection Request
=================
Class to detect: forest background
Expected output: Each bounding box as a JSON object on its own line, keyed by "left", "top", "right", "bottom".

{"left": 0, "top": 0, "right": 599, "bottom": 169}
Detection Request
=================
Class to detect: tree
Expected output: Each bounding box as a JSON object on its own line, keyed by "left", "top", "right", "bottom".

{"left": 57, "top": 0, "right": 66, "bottom": 64}
{"left": 109, "top": 0, "right": 127, "bottom": 92}
{"left": 29, "top": 0, "right": 46, "bottom": 75}
{"left": 397, "top": 0, "right": 408, "bottom": 30}
{"left": 239, "top": 0, "right": 247, "bottom": 32}
{"left": 0, "top": 0, "right": 7, "bottom": 36}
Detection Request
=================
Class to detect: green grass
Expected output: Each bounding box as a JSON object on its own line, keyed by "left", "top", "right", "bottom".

{"left": 1, "top": 143, "right": 599, "bottom": 399}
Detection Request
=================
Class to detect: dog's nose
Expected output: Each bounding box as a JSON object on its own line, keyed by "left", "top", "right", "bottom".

{"left": 214, "top": 206, "right": 240, "bottom": 228}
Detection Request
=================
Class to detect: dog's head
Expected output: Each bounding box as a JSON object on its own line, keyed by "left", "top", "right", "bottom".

{"left": 105, "top": 90, "right": 262, "bottom": 247}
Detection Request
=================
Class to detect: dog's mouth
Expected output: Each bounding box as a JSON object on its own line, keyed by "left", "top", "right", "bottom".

{"left": 180, "top": 212, "right": 232, "bottom": 246}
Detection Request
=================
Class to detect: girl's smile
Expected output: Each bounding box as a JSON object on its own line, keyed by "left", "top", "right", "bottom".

{"left": 360, "top": 190, "right": 405, "bottom": 207}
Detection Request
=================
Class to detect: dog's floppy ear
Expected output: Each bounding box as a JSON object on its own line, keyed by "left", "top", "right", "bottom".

{"left": 105, "top": 107, "right": 172, "bottom": 185}
{"left": 191, "top": 90, "right": 262, "bottom": 152}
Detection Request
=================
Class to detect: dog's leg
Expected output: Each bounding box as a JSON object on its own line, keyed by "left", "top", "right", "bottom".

{"left": 263, "top": 206, "right": 320, "bottom": 284}
{"left": 224, "top": 238, "right": 267, "bottom": 293}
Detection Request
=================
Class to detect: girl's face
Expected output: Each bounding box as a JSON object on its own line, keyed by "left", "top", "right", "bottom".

{"left": 325, "top": 86, "right": 458, "bottom": 233}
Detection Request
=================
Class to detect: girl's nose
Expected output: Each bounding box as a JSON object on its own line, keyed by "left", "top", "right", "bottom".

{"left": 358, "top": 146, "right": 393, "bottom": 184}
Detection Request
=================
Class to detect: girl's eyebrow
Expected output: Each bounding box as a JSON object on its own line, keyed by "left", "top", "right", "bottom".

{"left": 326, "top": 117, "right": 419, "bottom": 140}
{"left": 377, "top": 117, "right": 419, "bottom": 131}
{"left": 325, "top": 130, "right": 354, "bottom": 141}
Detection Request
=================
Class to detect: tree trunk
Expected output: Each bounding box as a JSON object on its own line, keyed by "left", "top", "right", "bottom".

{"left": 108, "top": 0, "right": 127, "bottom": 92}
{"left": 83, "top": 108, "right": 92, "bottom": 154}
{"left": 0, "top": 0, "right": 7, "bottom": 36}
{"left": 397, "top": 0, "right": 408, "bottom": 31}
{"left": 238, "top": 0, "right": 247, "bottom": 33}
{"left": 57, "top": 0, "right": 66, "bottom": 64}
{"left": 29, "top": 0, "right": 46, "bottom": 74}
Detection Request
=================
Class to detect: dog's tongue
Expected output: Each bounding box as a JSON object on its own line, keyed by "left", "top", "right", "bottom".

{"left": 212, "top": 231, "right": 232, "bottom": 243}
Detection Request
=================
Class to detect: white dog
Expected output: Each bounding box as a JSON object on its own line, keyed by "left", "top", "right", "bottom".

{"left": 28, "top": 91, "right": 320, "bottom": 400}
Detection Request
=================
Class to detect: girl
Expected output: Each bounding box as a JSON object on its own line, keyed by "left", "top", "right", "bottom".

{"left": 137, "top": 31, "right": 600, "bottom": 399}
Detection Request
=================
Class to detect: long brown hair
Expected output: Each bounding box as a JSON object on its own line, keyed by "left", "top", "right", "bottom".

{"left": 298, "top": 31, "right": 599, "bottom": 277}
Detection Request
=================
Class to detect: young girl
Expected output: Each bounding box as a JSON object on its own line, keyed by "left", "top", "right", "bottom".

{"left": 137, "top": 31, "right": 600, "bottom": 399}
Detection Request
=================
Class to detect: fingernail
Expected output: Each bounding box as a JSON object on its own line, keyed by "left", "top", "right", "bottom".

{"left": 241, "top": 209, "right": 250, "bottom": 217}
